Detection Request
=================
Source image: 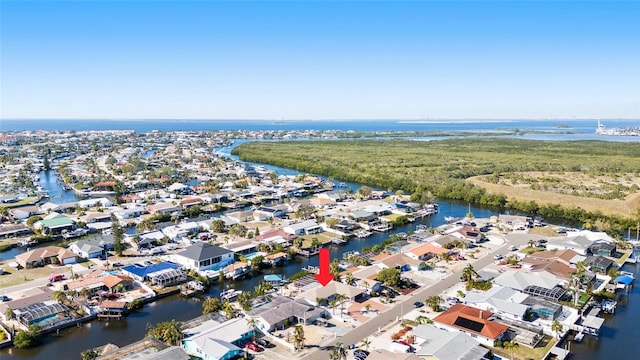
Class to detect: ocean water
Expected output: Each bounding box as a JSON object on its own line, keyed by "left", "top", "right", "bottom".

{"left": 1, "top": 118, "right": 639, "bottom": 138}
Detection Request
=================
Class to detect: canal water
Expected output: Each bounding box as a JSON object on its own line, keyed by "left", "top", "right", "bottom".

{"left": 567, "top": 262, "right": 640, "bottom": 360}
{"left": 2, "top": 159, "right": 498, "bottom": 359}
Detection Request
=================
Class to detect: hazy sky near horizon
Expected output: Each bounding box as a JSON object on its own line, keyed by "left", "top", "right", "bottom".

{"left": 1, "top": 1, "right": 639, "bottom": 120}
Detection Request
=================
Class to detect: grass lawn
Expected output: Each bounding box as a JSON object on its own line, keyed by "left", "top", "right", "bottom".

{"left": 520, "top": 247, "right": 546, "bottom": 255}
{"left": 300, "top": 232, "right": 335, "bottom": 248}
{"left": 528, "top": 227, "right": 562, "bottom": 237}
{"left": 0, "top": 197, "right": 40, "bottom": 209}
{"left": 0, "top": 264, "right": 73, "bottom": 289}
{"left": 382, "top": 213, "right": 404, "bottom": 222}
{"left": 615, "top": 249, "right": 632, "bottom": 265}
{"left": 491, "top": 336, "right": 557, "bottom": 360}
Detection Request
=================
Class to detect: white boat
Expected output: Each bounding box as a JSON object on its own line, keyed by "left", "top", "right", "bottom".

{"left": 220, "top": 289, "right": 242, "bottom": 301}
{"left": 574, "top": 332, "right": 584, "bottom": 342}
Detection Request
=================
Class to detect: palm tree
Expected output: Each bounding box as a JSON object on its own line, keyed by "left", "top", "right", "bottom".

{"left": 329, "top": 299, "right": 338, "bottom": 315}
{"left": 336, "top": 294, "right": 348, "bottom": 318}
{"left": 552, "top": 320, "right": 563, "bottom": 339}
{"left": 292, "top": 324, "right": 305, "bottom": 352}
{"left": 362, "top": 280, "right": 370, "bottom": 292}
{"left": 222, "top": 300, "right": 235, "bottom": 319}
{"left": 53, "top": 290, "right": 67, "bottom": 304}
{"left": 364, "top": 304, "right": 372, "bottom": 314}
{"left": 330, "top": 342, "right": 348, "bottom": 360}
{"left": 461, "top": 264, "right": 478, "bottom": 282}
{"left": 425, "top": 295, "right": 443, "bottom": 312}
{"left": 202, "top": 296, "right": 221, "bottom": 315}
{"left": 528, "top": 239, "right": 536, "bottom": 248}
{"left": 5, "top": 307, "right": 14, "bottom": 320}
{"left": 246, "top": 317, "right": 258, "bottom": 340}
{"left": 503, "top": 340, "right": 519, "bottom": 360}
{"left": 345, "top": 273, "right": 355, "bottom": 286}
{"left": 360, "top": 337, "right": 371, "bottom": 351}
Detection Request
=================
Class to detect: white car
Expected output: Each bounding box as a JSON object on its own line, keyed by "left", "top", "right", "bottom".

{"left": 493, "top": 254, "right": 503, "bottom": 260}
{"left": 508, "top": 245, "right": 518, "bottom": 251}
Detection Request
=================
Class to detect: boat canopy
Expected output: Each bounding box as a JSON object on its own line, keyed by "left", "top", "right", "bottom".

{"left": 615, "top": 275, "right": 634, "bottom": 285}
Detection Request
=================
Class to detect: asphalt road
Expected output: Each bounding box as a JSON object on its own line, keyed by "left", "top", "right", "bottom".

{"left": 301, "top": 241, "right": 509, "bottom": 360}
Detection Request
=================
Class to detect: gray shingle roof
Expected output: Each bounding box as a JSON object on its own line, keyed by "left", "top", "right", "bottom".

{"left": 177, "top": 242, "right": 232, "bottom": 261}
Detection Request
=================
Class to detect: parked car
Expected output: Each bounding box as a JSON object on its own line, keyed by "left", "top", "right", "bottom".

{"left": 447, "top": 297, "right": 461, "bottom": 305}
{"left": 508, "top": 245, "right": 518, "bottom": 251}
{"left": 493, "top": 254, "right": 503, "bottom": 261}
{"left": 354, "top": 349, "right": 370, "bottom": 359}
{"left": 0, "top": 295, "right": 10, "bottom": 302}
{"left": 413, "top": 301, "right": 424, "bottom": 308}
{"left": 245, "top": 342, "right": 262, "bottom": 352}
{"left": 255, "top": 338, "right": 274, "bottom": 348}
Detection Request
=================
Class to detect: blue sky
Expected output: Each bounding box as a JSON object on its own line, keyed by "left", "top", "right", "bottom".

{"left": 1, "top": 1, "right": 639, "bottom": 120}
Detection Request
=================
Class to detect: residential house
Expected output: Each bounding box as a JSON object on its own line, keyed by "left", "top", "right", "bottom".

{"left": 283, "top": 220, "right": 322, "bottom": 236}
{"left": 584, "top": 255, "right": 614, "bottom": 274}
{"left": 0, "top": 223, "right": 30, "bottom": 238}
{"left": 299, "top": 281, "right": 367, "bottom": 304}
{"left": 162, "top": 221, "right": 201, "bottom": 241}
{"left": 433, "top": 304, "right": 509, "bottom": 347}
{"left": 254, "top": 229, "right": 297, "bottom": 246}
{"left": 171, "top": 242, "right": 234, "bottom": 272}
{"left": 83, "top": 212, "right": 113, "bottom": 224}
{"left": 246, "top": 296, "right": 327, "bottom": 332}
{"left": 15, "top": 246, "right": 77, "bottom": 268}
{"left": 221, "top": 210, "right": 253, "bottom": 224}
{"left": 9, "top": 205, "right": 41, "bottom": 221}
{"left": 413, "top": 325, "right": 491, "bottom": 360}
{"left": 68, "top": 234, "right": 114, "bottom": 259}
{"left": 349, "top": 209, "right": 378, "bottom": 223}
{"left": 546, "top": 235, "right": 596, "bottom": 256}
{"left": 371, "top": 252, "right": 423, "bottom": 272}
{"left": 497, "top": 214, "right": 532, "bottom": 230}
{"left": 253, "top": 206, "right": 285, "bottom": 220}
{"left": 182, "top": 317, "right": 254, "bottom": 360}
{"left": 522, "top": 249, "right": 585, "bottom": 267}
{"left": 451, "top": 226, "right": 483, "bottom": 244}
{"left": 147, "top": 202, "right": 180, "bottom": 215}
{"left": 121, "top": 261, "right": 184, "bottom": 284}
{"left": 520, "top": 296, "right": 564, "bottom": 320}
{"left": 37, "top": 212, "right": 74, "bottom": 234}
{"left": 587, "top": 242, "right": 616, "bottom": 257}
{"left": 65, "top": 270, "right": 134, "bottom": 296}
{"left": 492, "top": 270, "right": 562, "bottom": 292}
{"left": 0, "top": 286, "right": 54, "bottom": 322}
{"left": 128, "top": 230, "right": 167, "bottom": 250}
{"left": 405, "top": 242, "right": 450, "bottom": 262}
{"left": 78, "top": 197, "right": 113, "bottom": 208}
{"left": 114, "top": 206, "right": 148, "bottom": 220}
{"left": 462, "top": 286, "right": 530, "bottom": 321}
{"left": 180, "top": 197, "right": 204, "bottom": 209}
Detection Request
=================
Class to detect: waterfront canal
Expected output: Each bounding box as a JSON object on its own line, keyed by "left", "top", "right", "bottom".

{"left": 1, "top": 197, "right": 494, "bottom": 359}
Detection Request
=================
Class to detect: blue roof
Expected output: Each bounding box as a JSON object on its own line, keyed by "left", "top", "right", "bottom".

{"left": 615, "top": 275, "right": 634, "bottom": 285}
{"left": 264, "top": 274, "right": 283, "bottom": 282}
{"left": 122, "top": 262, "right": 181, "bottom": 278}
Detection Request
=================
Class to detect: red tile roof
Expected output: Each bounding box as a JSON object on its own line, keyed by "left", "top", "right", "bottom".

{"left": 433, "top": 304, "right": 508, "bottom": 340}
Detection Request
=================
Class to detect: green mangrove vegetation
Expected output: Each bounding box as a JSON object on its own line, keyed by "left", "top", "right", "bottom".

{"left": 231, "top": 138, "right": 640, "bottom": 235}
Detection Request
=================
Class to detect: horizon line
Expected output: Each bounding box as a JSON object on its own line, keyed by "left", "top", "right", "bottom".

{"left": 3, "top": 117, "right": 639, "bottom": 122}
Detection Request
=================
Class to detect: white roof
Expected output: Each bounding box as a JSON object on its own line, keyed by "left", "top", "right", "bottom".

{"left": 493, "top": 270, "right": 560, "bottom": 291}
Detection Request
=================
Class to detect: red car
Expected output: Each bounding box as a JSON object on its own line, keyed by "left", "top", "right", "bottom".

{"left": 245, "top": 342, "right": 262, "bottom": 352}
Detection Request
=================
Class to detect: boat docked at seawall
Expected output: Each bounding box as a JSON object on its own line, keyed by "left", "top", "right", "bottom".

{"left": 220, "top": 288, "right": 243, "bottom": 301}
